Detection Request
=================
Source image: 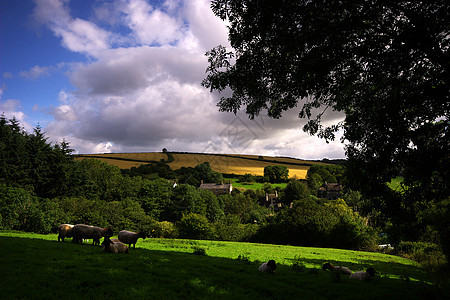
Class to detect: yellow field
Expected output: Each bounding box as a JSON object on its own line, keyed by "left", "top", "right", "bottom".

{"left": 75, "top": 152, "right": 326, "bottom": 179}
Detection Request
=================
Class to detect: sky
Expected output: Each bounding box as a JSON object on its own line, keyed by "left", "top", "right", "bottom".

{"left": 0, "top": 0, "right": 346, "bottom": 159}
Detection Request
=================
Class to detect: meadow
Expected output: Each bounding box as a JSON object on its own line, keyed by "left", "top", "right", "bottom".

{"left": 76, "top": 152, "right": 320, "bottom": 179}
{"left": 1, "top": 231, "right": 446, "bottom": 299}
{"left": 224, "top": 177, "right": 288, "bottom": 190}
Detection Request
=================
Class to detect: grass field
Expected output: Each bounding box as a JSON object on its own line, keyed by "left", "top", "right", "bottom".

{"left": 75, "top": 152, "right": 324, "bottom": 179}
{"left": 224, "top": 177, "right": 288, "bottom": 190}
{"left": 1, "top": 231, "right": 446, "bottom": 299}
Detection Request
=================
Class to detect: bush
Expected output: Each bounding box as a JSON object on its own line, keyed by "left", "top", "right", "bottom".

{"left": 192, "top": 246, "right": 207, "bottom": 256}
{"left": 251, "top": 198, "right": 377, "bottom": 250}
{"left": 214, "top": 215, "right": 259, "bottom": 242}
{"left": 397, "top": 241, "right": 447, "bottom": 272}
{"left": 151, "top": 221, "right": 178, "bottom": 238}
{"left": 177, "top": 213, "right": 215, "bottom": 240}
{"left": 0, "top": 185, "right": 53, "bottom": 233}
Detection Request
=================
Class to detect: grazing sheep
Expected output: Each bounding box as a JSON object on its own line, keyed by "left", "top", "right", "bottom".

{"left": 350, "top": 268, "right": 376, "bottom": 281}
{"left": 102, "top": 237, "right": 129, "bottom": 254}
{"left": 258, "top": 260, "right": 277, "bottom": 274}
{"left": 118, "top": 230, "right": 146, "bottom": 249}
{"left": 322, "top": 262, "right": 353, "bottom": 275}
{"left": 57, "top": 224, "right": 74, "bottom": 242}
{"left": 72, "top": 224, "right": 113, "bottom": 245}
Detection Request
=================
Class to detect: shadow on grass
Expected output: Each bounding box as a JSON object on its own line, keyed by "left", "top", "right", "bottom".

{"left": 0, "top": 236, "right": 446, "bottom": 300}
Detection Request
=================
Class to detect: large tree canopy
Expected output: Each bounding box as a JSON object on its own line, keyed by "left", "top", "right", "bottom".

{"left": 203, "top": 0, "right": 449, "bottom": 244}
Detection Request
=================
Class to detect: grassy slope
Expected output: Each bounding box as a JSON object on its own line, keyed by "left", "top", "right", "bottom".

{"left": 76, "top": 152, "right": 322, "bottom": 179}
{"left": 1, "top": 231, "right": 445, "bottom": 299}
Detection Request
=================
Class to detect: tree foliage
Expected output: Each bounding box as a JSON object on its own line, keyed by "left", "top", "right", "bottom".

{"left": 263, "top": 165, "right": 289, "bottom": 183}
{"left": 203, "top": 0, "right": 449, "bottom": 250}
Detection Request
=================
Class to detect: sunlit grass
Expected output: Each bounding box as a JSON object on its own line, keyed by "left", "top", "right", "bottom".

{"left": 1, "top": 231, "right": 446, "bottom": 299}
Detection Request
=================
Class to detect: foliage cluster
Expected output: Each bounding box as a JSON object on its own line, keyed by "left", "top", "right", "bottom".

{"left": 252, "top": 198, "right": 377, "bottom": 250}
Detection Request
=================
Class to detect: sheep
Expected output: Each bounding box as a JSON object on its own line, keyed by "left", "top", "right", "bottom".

{"left": 322, "top": 262, "right": 353, "bottom": 275}
{"left": 57, "top": 224, "right": 74, "bottom": 242}
{"left": 350, "top": 267, "right": 376, "bottom": 281}
{"left": 117, "top": 230, "right": 146, "bottom": 249}
{"left": 72, "top": 224, "right": 113, "bottom": 246}
{"left": 102, "top": 237, "right": 129, "bottom": 254}
{"left": 258, "top": 260, "right": 277, "bottom": 274}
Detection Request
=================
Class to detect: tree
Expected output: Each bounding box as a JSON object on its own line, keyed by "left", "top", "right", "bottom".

{"left": 203, "top": 0, "right": 449, "bottom": 251}
{"left": 283, "top": 180, "right": 309, "bottom": 203}
{"left": 263, "top": 165, "right": 289, "bottom": 183}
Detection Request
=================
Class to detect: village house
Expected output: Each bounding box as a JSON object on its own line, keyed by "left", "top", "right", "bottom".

{"left": 318, "top": 182, "right": 343, "bottom": 200}
{"left": 263, "top": 191, "right": 285, "bottom": 211}
{"left": 199, "top": 180, "right": 233, "bottom": 195}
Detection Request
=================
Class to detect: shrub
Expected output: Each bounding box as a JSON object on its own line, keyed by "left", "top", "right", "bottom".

{"left": 251, "top": 198, "right": 377, "bottom": 250}
{"left": 397, "top": 241, "right": 447, "bottom": 272}
{"left": 192, "top": 246, "right": 207, "bottom": 256}
{"left": 214, "top": 215, "right": 259, "bottom": 242}
{"left": 151, "top": 221, "right": 178, "bottom": 238}
{"left": 237, "top": 254, "right": 251, "bottom": 264}
{"left": 0, "top": 185, "right": 53, "bottom": 233}
{"left": 291, "top": 255, "right": 306, "bottom": 273}
{"left": 177, "top": 213, "right": 215, "bottom": 240}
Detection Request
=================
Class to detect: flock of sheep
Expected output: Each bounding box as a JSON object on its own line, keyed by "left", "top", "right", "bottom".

{"left": 258, "top": 260, "right": 376, "bottom": 281}
{"left": 59, "top": 224, "right": 376, "bottom": 280}
{"left": 57, "top": 224, "right": 146, "bottom": 254}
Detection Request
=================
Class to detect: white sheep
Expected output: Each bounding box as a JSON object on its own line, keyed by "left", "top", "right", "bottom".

{"left": 118, "top": 230, "right": 146, "bottom": 249}
{"left": 57, "top": 224, "right": 74, "bottom": 242}
{"left": 102, "top": 237, "right": 129, "bottom": 254}
{"left": 322, "top": 262, "right": 353, "bottom": 275}
{"left": 72, "top": 224, "right": 113, "bottom": 245}
{"left": 258, "top": 260, "right": 277, "bottom": 274}
{"left": 350, "top": 268, "right": 376, "bottom": 280}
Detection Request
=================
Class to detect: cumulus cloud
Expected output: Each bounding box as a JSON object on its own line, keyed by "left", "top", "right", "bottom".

{"left": 38, "top": 0, "right": 345, "bottom": 159}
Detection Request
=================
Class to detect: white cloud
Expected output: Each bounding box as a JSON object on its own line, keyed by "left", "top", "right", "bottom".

{"left": 19, "top": 65, "right": 50, "bottom": 79}
{"left": 38, "top": 0, "right": 346, "bottom": 159}
{"left": 121, "top": 0, "right": 185, "bottom": 46}
{"left": 33, "top": 0, "right": 111, "bottom": 57}
{"left": 0, "top": 98, "right": 33, "bottom": 132}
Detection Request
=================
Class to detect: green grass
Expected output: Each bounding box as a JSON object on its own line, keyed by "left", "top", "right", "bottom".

{"left": 225, "top": 177, "right": 288, "bottom": 190}
{"left": 0, "top": 231, "right": 447, "bottom": 299}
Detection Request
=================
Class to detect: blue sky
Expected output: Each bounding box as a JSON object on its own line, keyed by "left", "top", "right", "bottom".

{"left": 0, "top": 0, "right": 345, "bottom": 159}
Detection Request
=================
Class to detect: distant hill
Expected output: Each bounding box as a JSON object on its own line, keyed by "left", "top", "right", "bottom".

{"left": 74, "top": 152, "right": 337, "bottom": 179}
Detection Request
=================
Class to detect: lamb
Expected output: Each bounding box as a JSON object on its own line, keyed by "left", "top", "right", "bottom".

{"left": 72, "top": 224, "right": 113, "bottom": 245}
{"left": 118, "top": 230, "right": 146, "bottom": 249}
{"left": 350, "top": 267, "right": 376, "bottom": 281}
{"left": 102, "top": 237, "right": 129, "bottom": 254}
{"left": 322, "top": 262, "right": 353, "bottom": 275}
{"left": 57, "top": 224, "right": 74, "bottom": 242}
{"left": 258, "top": 260, "right": 277, "bottom": 274}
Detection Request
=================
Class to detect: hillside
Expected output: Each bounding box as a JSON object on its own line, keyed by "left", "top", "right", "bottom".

{"left": 75, "top": 152, "right": 333, "bottom": 179}
{"left": 2, "top": 231, "right": 443, "bottom": 300}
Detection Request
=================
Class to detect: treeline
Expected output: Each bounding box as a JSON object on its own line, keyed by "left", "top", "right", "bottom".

{"left": 0, "top": 116, "right": 380, "bottom": 251}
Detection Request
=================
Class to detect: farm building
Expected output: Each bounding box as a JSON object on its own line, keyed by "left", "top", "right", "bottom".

{"left": 264, "top": 191, "right": 283, "bottom": 211}
{"left": 199, "top": 180, "right": 233, "bottom": 195}
{"left": 318, "top": 182, "right": 343, "bottom": 200}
